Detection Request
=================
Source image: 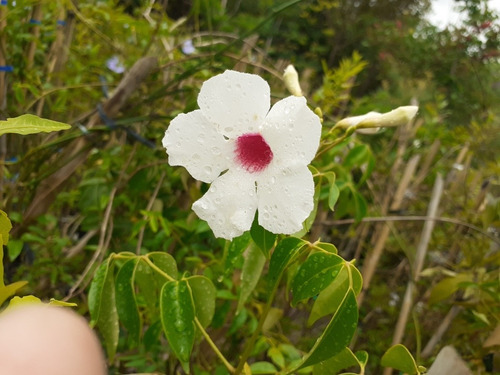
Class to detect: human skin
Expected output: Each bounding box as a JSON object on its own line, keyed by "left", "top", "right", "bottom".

{"left": 0, "top": 304, "right": 107, "bottom": 375}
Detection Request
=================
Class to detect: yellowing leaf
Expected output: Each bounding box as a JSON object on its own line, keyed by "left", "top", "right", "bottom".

{"left": 0, "top": 210, "right": 12, "bottom": 246}
{"left": 49, "top": 298, "right": 77, "bottom": 307}
{"left": 0, "top": 114, "right": 71, "bottom": 136}
{"left": 0, "top": 281, "right": 29, "bottom": 306}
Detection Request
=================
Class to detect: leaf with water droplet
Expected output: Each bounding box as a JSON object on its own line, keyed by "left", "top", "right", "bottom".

{"left": 88, "top": 257, "right": 118, "bottom": 362}
{"left": 237, "top": 243, "right": 266, "bottom": 313}
{"left": 225, "top": 232, "right": 251, "bottom": 276}
{"left": 115, "top": 258, "right": 141, "bottom": 345}
{"left": 294, "top": 290, "right": 358, "bottom": 371}
{"left": 291, "top": 252, "right": 344, "bottom": 306}
{"left": 267, "top": 237, "right": 307, "bottom": 289}
{"left": 186, "top": 275, "right": 216, "bottom": 328}
{"left": 160, "top": 280, "right": 195, "bottom": 366}
{"left": 250, "top": 216, "right": 276, "bottom": 258}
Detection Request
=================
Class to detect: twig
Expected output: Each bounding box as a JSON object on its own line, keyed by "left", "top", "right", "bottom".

{"left": 358, "top": 155, "right": 420, "bottom": 306}
{"left": 321, "top": 215, "right": 498, "bottom": 245}
{"left": 421, "top": 305, "right": 462, "bottom": 358}
{"left": 384, "top": 174, "right": 444, "bottom": 375}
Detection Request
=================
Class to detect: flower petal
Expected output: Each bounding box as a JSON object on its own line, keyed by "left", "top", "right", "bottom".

{"left": 256, "top": 164, "right": 314, "bottom": 234}
{"left": 261, "top": 96, "right": 321, "bottom": 167}
{"left": 162, "top": 110, "right": 232, "bottom": 183}
{"left": 197, "top": 70, "right": 270, "bottom": 139}
{"left": 192, "top": 171, "right": 258, "bottom": 240}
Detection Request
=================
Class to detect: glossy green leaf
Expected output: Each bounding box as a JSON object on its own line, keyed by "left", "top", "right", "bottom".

{"left": 346, "top": 262, "right": 363, "bottom": 296}
{"left": 324, "top": 172, "right": 340, "bottom": 210}
{"left": 186, "top": 275, "right": 216, "bottom": 328}
{"left": 250, "top": 361, "right": 278, "bottom": 374}
{"left": 115, "top": 258, "right": 141, "bottom": 345}
{"left": 312, "top": 347, "right": 358, "bottom": 375}
{"left": 160, "top": 280, "right": 195, "bottom": 367}
{"left": 312, "top": 242, "right": 338, "bottom": 254}
{"left": 135, "top": 259, "right": 160, "bottom": 316}
{"left": 381, "top": 344, "right": 420, "bottom": 375}
{"left": 238, "top": 243, "right": 266, "bottom": 313}
{"left": 268, "top": 237, "right": 307, "bottom": 288}
{"left": 343, "top": 144, "right": 370, "bottom": 168}
{"left": 88, "top": 258, "right": 119, "bottom": 361}
{"left": 355, "top": 350, "right": 368, "bottom": 368}
{"left": 250, "top": 218, "right": 277, "bottom": 258}
{"left": 291, "top": 252, "right": 344, "bottom": 306}
{"left": 297, "top": 290, "right": 358, "bottom": 370}
{"left": 225, "top": 232, "right": 251, "bottom": 275}
{"left": 0, "top": 114, "right": 71, "bottom": 136}
{"left": 308, "top": 266, "right": 349, "bottom": 325}
{"left": 147, "top": 252, "right": 178, "bottom": 281}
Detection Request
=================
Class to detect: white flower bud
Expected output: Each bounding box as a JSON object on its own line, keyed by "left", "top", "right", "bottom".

{"left": 335, "top": 106, "right": 418, "bottom": 130}
{"left": 283, "top": 65, "right": 303, "bottom": 96}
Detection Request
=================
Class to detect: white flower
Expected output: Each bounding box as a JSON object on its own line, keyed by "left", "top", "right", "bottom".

{"left": 162, "top": 70, "right": 322, "bottom": 240}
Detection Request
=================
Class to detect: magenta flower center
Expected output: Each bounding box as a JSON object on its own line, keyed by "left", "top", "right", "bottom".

{"left": 235, "top": 133, "right": 273, "bottom": 172}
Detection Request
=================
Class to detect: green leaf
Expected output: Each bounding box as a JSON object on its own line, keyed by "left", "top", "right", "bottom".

{"left": 343, "top": 144, "right": 369, "bottom": 169}
{"left": 0, "top": 114, "right": 71, "bottom": 136}
{"left": 238, "top": 243, "right": 266, "bottom": 313}
{"left": 268, "top": 237, "right": 307, "bottom": 288}
{"left": 249, "top": 361, "right": 278, "bottom": 374}
{"left": 160, "top": 280, "right": 195, "bottom": 369}
{"left": 291, "top": 252, "right": 344, "bottom": 306}
{"left": 135, "top": 259, "right": 160, "bottom": 317}
{"left": 312, "top": 347, "right": 358, "bottom": 375}
{"left": 297, "top": 290, "right": 358, "bottom": 370}
{"left": 0, "top": 210, "right": 12, "bottom": 248}
{"left": 88, "top": 258, "right": 119, "bottom": 361}
{"left": 308, "top": 266, "right": 349, "bottom": 325}
{"left": 346, "top": 262, "right": 363, "bottom": 296}
{"left": 312, "top": 242, "right": 338, "bottom": 254}
{"left": 147, "top": 252, "right": 178, "bottom": 280}
{"left": 352, "top": 190, "right": 368, "bottom": 222}
{"left": 186, "top": 275, "right": 216, "bottom": 328}
{"left": 0, "top": 281, "right": 28, "bottom": 307}
{"left": 251, "top": 218, "right": 277, "bottom": 258}
{"left": 225, "top": 232, "right": 251, "bottom": 275}
{"left": 268, "top": 346, "right": 285, "bottom": 369}
{"left": 428, "top": 273, "right": 473, "bottom": 304}
{"left": 115, "top": 258, "right": 141, "bottom": 345}
{"left": 324, "top": 172, "right": 340, "bottom": 211}
{"left": 7, "top": 239, "right": 23, "bottom": 262}
{"left": 381, "top": 344, "right": 420, "bottom": 375}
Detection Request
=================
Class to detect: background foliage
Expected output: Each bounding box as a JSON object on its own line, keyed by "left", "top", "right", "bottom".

{"left": 0, "top": 0, "right": 499, "bottom": 374}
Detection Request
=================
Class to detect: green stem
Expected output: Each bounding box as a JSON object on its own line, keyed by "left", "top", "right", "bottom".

{"left": 142, "top": 256, "right": 175, "bottom": 282}
{"left": 195, "top": 317, "right": 236, "bottom": 374}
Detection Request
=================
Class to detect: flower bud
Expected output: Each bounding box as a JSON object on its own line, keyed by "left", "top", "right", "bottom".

{"left": 283, "top": 65, "right": 303, "bottom": 96}
{"left": 335, "top": 106, "right": 418, "bottom": 130}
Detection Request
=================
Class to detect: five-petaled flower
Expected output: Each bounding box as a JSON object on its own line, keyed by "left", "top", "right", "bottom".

{"left": 162, "top": 70, "right": 321, "bottom": 240}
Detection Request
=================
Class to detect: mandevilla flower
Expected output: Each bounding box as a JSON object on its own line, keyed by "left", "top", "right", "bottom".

{"left": 162, "top": 70, "right": 321, "bottom": 240}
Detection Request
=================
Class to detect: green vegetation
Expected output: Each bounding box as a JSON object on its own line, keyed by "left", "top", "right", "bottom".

{"left": 0, "top": 0, "right": 499, "bottom": 374}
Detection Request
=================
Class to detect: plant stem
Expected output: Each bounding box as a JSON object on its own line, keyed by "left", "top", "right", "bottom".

{"left": 195, "top": 317, "right": 236, "bottom": 374}
{"left": 142, "top": 256, "right": 175, "bottom": 282}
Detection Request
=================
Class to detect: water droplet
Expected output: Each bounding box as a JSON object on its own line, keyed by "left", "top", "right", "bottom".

{"left": 193, "top": 153, "right": 201, "bottom": 160}
{"left": 211, "top": 146, "right": 221, "bottom": 155}
{"left": 204, "top": 166, "right": 213, "bottom": 174}
{"left": 174, "top": 320, "right": 186, "bottom": 332}
{"left": 225, "top": 126, "right": 234, "bottom": 133}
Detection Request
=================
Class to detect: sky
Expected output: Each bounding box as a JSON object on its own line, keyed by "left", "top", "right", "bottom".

{"left": 428, "top": 0, "right": 500, "bottom": 28}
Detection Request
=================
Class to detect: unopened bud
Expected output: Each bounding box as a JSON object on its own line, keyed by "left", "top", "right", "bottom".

{"left": 335, "top": 106, "right": 418, "bottom": 130}
{"left": 283, "top": 65, "right": 303, "bottom": 96}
